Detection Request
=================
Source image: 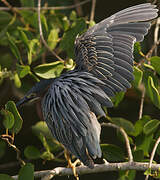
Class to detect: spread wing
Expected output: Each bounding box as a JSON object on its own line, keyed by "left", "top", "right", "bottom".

{"left": 74, "top": 3, "right": 158, "bottom": 97}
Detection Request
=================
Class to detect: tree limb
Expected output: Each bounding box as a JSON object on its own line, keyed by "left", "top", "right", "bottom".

{"left": 11, "top": 162, "right": 160, "bottom": 180}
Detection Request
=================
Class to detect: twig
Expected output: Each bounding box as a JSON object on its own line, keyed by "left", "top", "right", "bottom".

{"left": 146, "top": 37, "right": 160, "bottom": 58}
{"left": 0, "top": 0, "right": 91, "bottom": 11}
{"left": 1, "top": 136, "right": 25, "bottom": 166}
{"left": 145, "top": 136, "right": 160, "bottom": 180}
{"left": 74, "top": 0, "right": 83, "bottom": 16}
{"left": 1, "top": 0, "right": 18, "bottom": 13}
{"left": 154, "top": 17, "right": 160, "bottom": 55}
{"left": 90, "top": 0, "right": 96, "bottom": 21}
{"left": 139, "top": 87, "right": 145, "bottom": 120}
{"left": 37, "top": 0, "right": 64, "bottom": 62}
{"left": 11, "top": 162, "right": 160, "bottom": 180}
{"left": 101, "top": 123, "right": 133, "bottom": 162}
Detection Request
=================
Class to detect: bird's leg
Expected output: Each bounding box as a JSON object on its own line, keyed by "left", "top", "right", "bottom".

{"left": 64, "top": 150, "right": 80, "bottom": 180}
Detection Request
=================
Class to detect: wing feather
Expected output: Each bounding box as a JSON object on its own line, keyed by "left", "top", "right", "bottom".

{"left": 74, "top": 3, "right": 158, "bottom": 97}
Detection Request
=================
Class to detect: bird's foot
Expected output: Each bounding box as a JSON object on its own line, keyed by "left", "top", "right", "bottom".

{"left": 67, "top": 159, "right": 81, "bottom": 180}
{"left": 64, "top": 150, "right": 80, "bottom": 180}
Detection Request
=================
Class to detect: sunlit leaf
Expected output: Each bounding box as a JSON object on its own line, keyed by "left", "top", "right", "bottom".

{"left": 14, "top": 73, "right": 21, "bottom": 88}
{"left": 112, "top": 91, "right": 125, "bottom": 107}
{"left": 5, "top": 101, "right": 23, "bottom": 134}
{"left": 146, "top": 76, "right": 160, "bottom": 109}
{"left": 69, "top": 11, "right": 77, "bottom": 21}
{"left": 150, "top": 56, "right": 160, "bottom": 75}
{"left": 101, "top": 144, "right": 125, "bottom": 162}
{"left": 40, "top": 151, "right": 54, "bottom": 161}
{"left": 16, "top": 64, "right": 30, "bottom": 78}
{"left": 24, "top": 146, "right": 41, "bottom": 160}
{"left": 143, "top": 119, "right": 160, "bottom": 135}
{"left": 32, "top": 121, "right": 52, "bottom": 139}
{"left": 47, "top": 28, "right": 59, "bottom": 50}
{"left": 34, "top": 61, "right": 64, "bottom": 79}
{"left": 132, "top": 66, "right": 143, "bottom": 88}
{"left": 18, "top": 163, "right": 34, "bottom": 180}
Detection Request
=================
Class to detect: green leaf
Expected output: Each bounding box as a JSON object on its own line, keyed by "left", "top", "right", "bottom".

{"left": 32, "top": 121, "right": 52, "bottom": 139}
{"left": 60, "top": 18, "right": 87, "bottom": 58}
{"left": 146, "top": 76, "right": 160, "bottom": 109}
{"left": 0, "top": 174, "right": 14, "bottom": 180}
{"left": 101, "top": 144, "right": 125, "bottom": 162}
{"left": 136, "top": 133, "right": 153, "bottom": 156}
{"left": 1, "top": 109, "right": 14, "bottom": 129}
{"left": 134, "top": 42, "right": 141, "bottom": 53}
{"left": 28, "top": 39, "right": 39, "bottom": 65}
{"left": 34, "top": 61, "right": 64, "bottom": 79}
{"left": 144, "top": 168, "right": 151, "bottom": 176}
{"left": 40, "top": 151, "right": 54, "bottom": 161}
{"left": 24, "top": 146, "right": 41, "bottom": 160}
{"left": 14, "top": 73, "right": 21, "bottom": 88}
{"left": 47, "top": 28, "right": 59, "bottom": 50}
{"left": 18, "top": 163, "right": 34, "bottom": 180}
{"left": 18, "top": 30, "right": 29, "bottom": 51}
{"left": 143, "top": 63, "right": 155, "bottom": 71}
{"left": 70, "top": 11, "right": 77, "bottom": 21}
{"left": 5, "top": 101, "right": 23, "bottom": 134}
{"left": 132, "top": 66, "right": 143, "bottom": 88}
{"left": 16, "top": 64, "right": 30, "bottom": 78}
{"left": 143, "top": 119, "right": 160, "bottom": 135}
{"left": 112, "top": 91, "right": 125, "bottom": 107}
{"left": 133, "top": 115, "right": 151, "bottom": 137}
{"left": 6, "top": 33, "right": 22, "bottom": 63}
{"left": 118, "top": 170, "right": 136, "bottom": 180}
{"left": 39, "top": 133, "right": 50, "bottom": 152}
{"left": 150, "top": 56, "right": 160, "bottom": 75}
{"left": 110, "top": 117, "right": 135, "bottom": 135}
{"left": 20, "top": 0, "right": 34, "bottom": 7}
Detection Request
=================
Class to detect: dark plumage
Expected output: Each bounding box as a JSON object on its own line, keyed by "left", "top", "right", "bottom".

{"left": 16, "top": 3, "right": 158, "bottom": 168}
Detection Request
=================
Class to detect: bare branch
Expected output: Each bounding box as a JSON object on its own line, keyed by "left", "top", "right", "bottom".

{"left": 154, "top": 17, "right": 160, "bottom": 55}
{"left": 145, "top": 136, "right": 160, "bottom": 180}
{"left": 139, "top": 86, "right": 145, "bottom": 120}
{"left": 11, "top": 162, "right": 160, "bottom": 180}
{"left": 101, "top": 123, "right": 133, "bottom": 162}
{"left": 37, "top": 0, "right": 64, "bottom": 62}
{"left": 90, "top": 0, "right": 96, "bottom": 21}
{"left": 0, "top": 0, "right": 91, "bottom": 11}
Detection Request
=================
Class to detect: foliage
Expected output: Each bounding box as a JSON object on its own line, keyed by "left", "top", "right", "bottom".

{"left": 0, "top": 0, "right": 160, "bottom": 180}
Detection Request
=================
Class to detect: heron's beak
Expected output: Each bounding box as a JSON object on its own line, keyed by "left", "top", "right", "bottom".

{"left": 16, "top": 95, "right": 39, "bottom": 107}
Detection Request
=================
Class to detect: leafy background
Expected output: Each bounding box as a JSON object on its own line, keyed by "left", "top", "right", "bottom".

{"left": 0, "top": 0, "right": 160, "bottom": 179}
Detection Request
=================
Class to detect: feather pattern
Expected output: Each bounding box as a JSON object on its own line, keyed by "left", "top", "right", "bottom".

{"left": 74, "top": 3, "right": 158, "bottom": 96}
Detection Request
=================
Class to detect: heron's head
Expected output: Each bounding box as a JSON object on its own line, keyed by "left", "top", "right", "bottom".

{"left": 16, "top": 78, "right": 54, "bottom": 107}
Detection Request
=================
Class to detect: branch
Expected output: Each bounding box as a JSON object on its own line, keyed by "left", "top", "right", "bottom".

{"left": 145, "top": 136, "right": 160, "bottom": 180}
{"left": 37, "top": 0, "right": 64, "bottom": 62}
{"left": 139, "top": 86, "right": 145, "bottom": 120}
{"left": 101, "top": 123, "right": 133, "bottom": 162}
{"left": 11, "top": 162, "right": 160, "bottom": 180}
{"left": 0, "top": 0, "right": 91, "bottom": 11}
{"left": 90, "top": 0, "right": 96, "bottom": 21}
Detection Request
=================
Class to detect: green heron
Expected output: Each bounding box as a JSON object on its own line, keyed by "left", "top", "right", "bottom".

{"left": 16, "top": 3, "right": 158, "bottom": 169}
